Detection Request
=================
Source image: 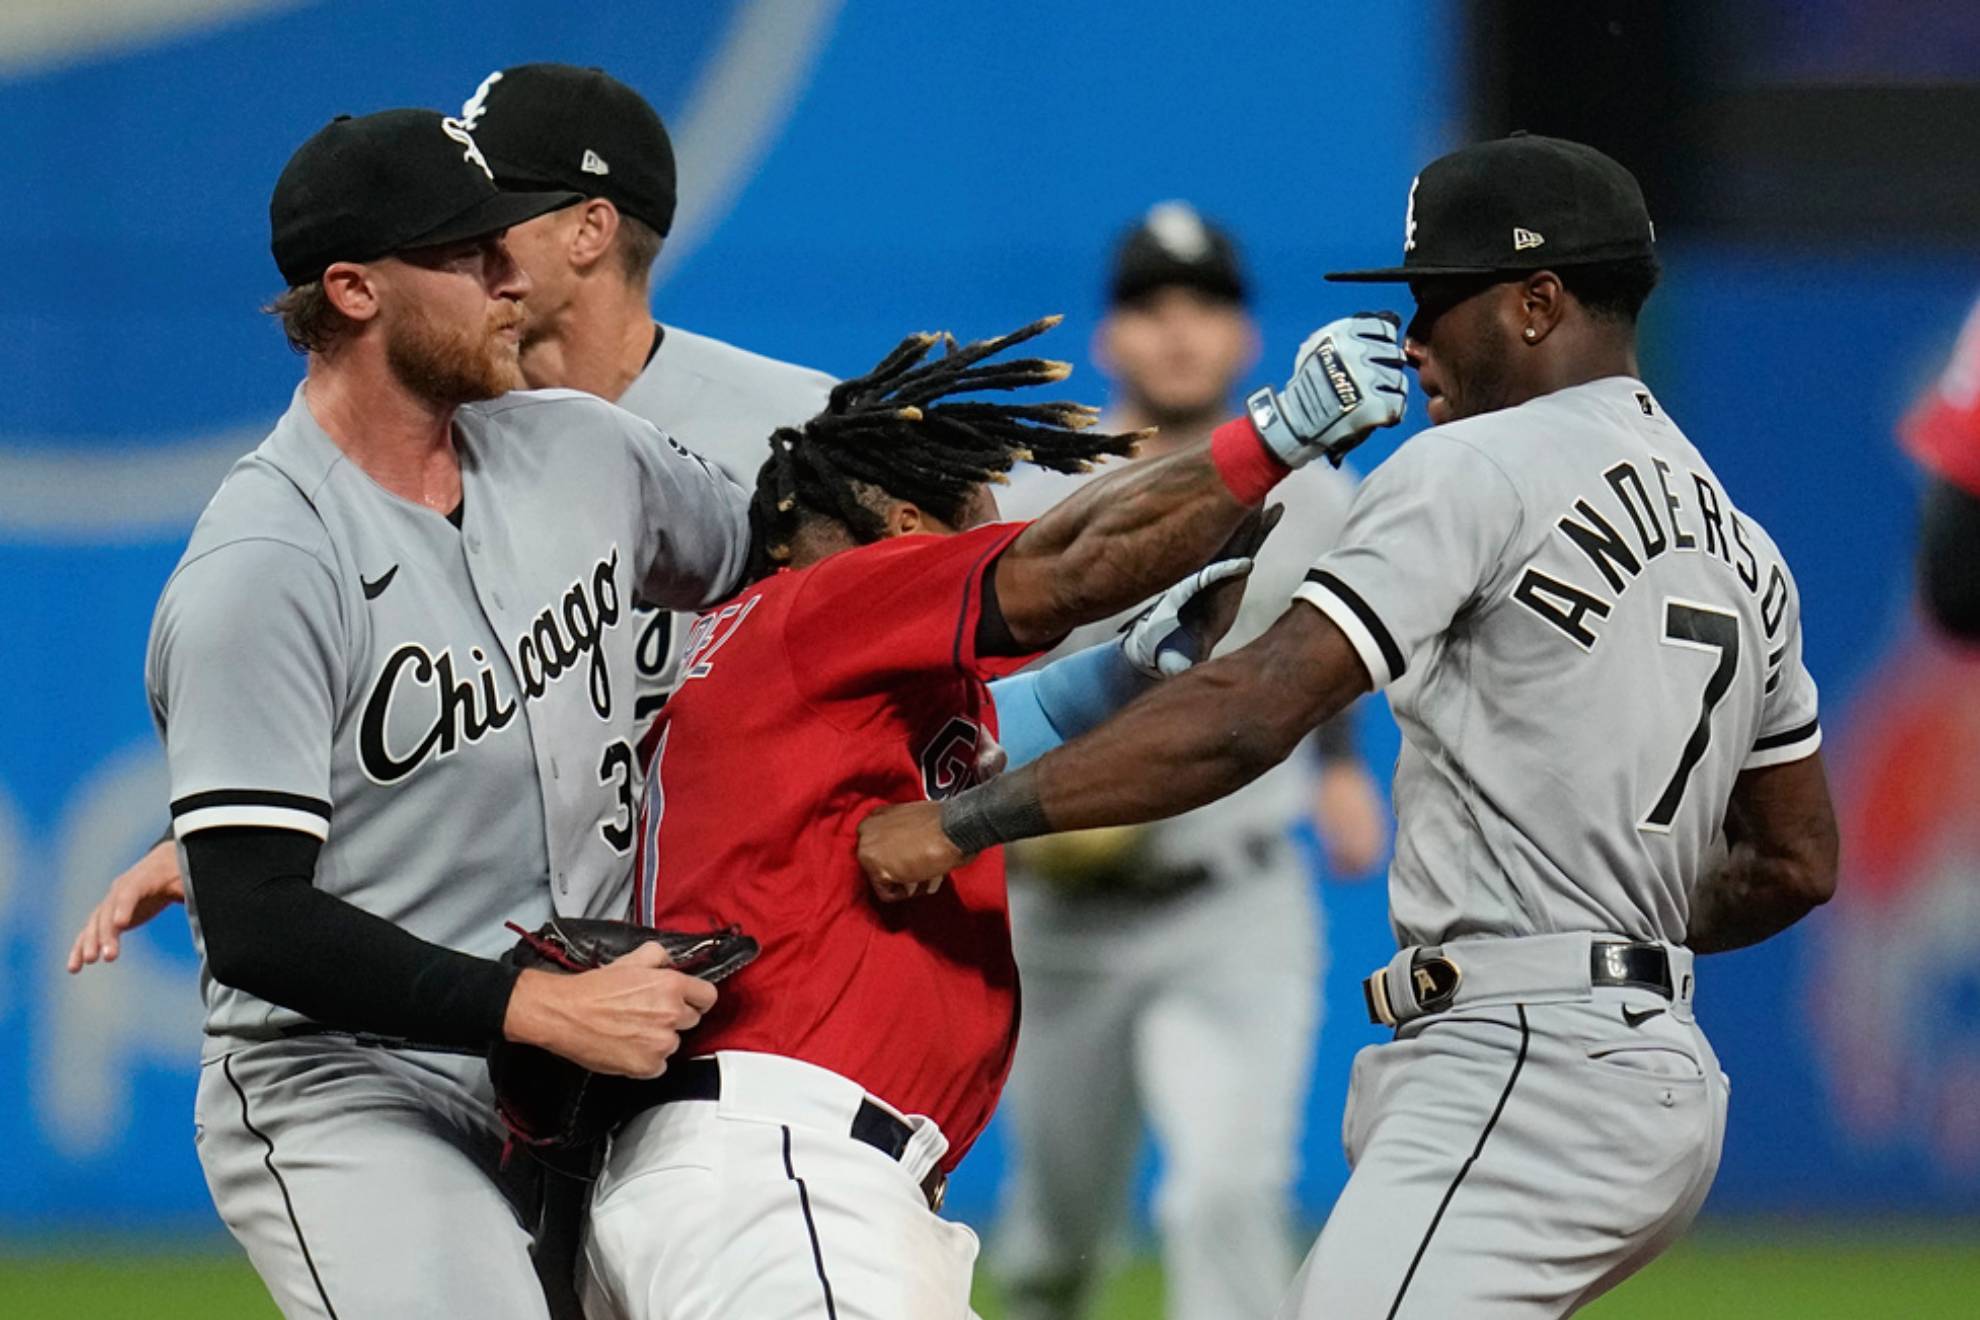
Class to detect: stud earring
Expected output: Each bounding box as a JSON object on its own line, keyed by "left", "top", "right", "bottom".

{"left": 1523, "top": 327, "right": 1538, "bottom": 341}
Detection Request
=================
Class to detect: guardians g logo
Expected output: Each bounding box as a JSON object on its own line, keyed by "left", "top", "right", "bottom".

{"left": 918, "top": 716, "right": 986, "bottom": 801}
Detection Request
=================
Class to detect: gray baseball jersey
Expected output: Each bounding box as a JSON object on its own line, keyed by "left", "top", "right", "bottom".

{"left": 618, "top": 324, "right": 835, "bottom": 716}
{"left": 1294, "top": 375, "right": 1821, "bottom": 949}
{"left": 149, "top": 384, "right": 752, "bottom": 1049}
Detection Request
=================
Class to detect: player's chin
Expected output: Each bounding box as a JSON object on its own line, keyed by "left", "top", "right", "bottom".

{"left": 484, "top": 340, "right": 527, "bottom": 395}
{"left": 1424, "top": 391, "right": 1453, "bottom": 426}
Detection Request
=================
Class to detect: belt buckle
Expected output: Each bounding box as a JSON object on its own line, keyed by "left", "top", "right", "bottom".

{"left": 1407, "top": 951, "right": 1462, "bottom": 1015}
{"left": 1363, "top": 949, "right": 1463, "bottom": 1027}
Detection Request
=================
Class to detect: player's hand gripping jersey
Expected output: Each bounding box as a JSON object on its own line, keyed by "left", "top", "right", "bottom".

{"left": 1296, "top": 377, "right": 1820, "bottom": 947}
{"left": 630, "top": 522, "right": 1038, "bottom": 1166}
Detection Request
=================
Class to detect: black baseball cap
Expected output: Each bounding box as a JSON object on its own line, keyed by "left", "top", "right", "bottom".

{"left": 1109, "top": 201, "right": 1248, "bottom": 307}
{"left": 270, "top": 109, "right": 581, "bottom": 287}
{"left": 1327, "top": 134, "right": 1655, "bottom": 283}
{"left": 459, "top": 64, "right": 678, "bottom": 237}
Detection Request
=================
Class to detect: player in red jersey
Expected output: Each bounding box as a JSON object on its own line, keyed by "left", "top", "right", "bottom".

{"left": 582, "top": 315, "right": 1407, "bottom": 1319}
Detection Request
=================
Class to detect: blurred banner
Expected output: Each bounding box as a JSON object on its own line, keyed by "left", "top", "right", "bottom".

{"left": 4, "top": 0, "right": 1977, "bottom": 1239}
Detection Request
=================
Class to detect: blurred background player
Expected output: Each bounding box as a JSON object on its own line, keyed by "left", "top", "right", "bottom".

{"left": 1907, "top": 292, "right": 1980, "bottom": 640}
{"left": 990, "top": 203, "right": 1389, "bottom": 1320}
{"left": 71, "top": 63, "right": 835, "bottom": 966}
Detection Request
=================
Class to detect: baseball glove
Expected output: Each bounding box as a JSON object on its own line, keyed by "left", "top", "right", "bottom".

{"left": 487, "top": 918, "right": 758, "bottom": 1159}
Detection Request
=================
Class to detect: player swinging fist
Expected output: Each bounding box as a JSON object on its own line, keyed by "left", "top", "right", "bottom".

{"left": 860, "top": 135, "right": 1839, "bottom": 1317}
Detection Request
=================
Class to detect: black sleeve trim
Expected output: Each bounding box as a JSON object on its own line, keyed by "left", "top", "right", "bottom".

{"left": 172, "top": 789, "right": 332, "bottom": 819}
{"left": 1305, "top": 568, "right": 1407, "bottom": 681}
{"left": 188, "top": 827, "right": 519, "bottom": 1049}
{"left": 1754, "top": 718, "right": 1820, "bottom": 752}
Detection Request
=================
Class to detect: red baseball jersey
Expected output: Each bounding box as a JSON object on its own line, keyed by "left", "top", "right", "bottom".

{"left": 1905, "top": 295, "right": 1980, "bottom": 497}
{"left": 630, "top": 521, "right": 1038, "bottom": 1166}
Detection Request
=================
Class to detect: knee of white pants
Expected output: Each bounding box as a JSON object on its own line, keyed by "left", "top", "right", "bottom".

{"left": 1153, "top": 1166, "right": 1290, "bottom": 1240}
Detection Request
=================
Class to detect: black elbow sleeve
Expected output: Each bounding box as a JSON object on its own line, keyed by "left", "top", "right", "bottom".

{"left": 186, "top": 827, "right": 323, "bottom": 990}
{"left": 183, "top": 826, "right": 519, "bottom": 1047}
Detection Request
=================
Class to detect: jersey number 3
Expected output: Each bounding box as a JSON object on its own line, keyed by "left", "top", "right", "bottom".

{"left": 1641, "top": 599, "right": 1740, "bottom": 833}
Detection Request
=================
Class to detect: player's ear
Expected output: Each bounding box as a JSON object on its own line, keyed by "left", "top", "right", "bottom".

{"left": 1236, "top": 312, "right": 1263, "bottom": 376}
{"left": 1091, "top": 317, "right": 1121, "bottom": 383}
{"left": 1518, "top": 271, "right": 1565, "bottom": 344}
{"left": 319, "top": 261, "right": 382, "bottom": 323}
{"left": 885, "top": 502, "right": 926, "bottom": 538}
{"left": 569, "top": 198, "right": 621, "bottom": 273}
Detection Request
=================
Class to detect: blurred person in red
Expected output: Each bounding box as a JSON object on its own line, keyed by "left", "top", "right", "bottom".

{"left": 1909, "top": 297, "right": 1980, "bottom": 639}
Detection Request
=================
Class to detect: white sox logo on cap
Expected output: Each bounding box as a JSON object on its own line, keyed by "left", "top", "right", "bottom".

{"left": 1402, "top": 175, "right": 1420, "bottom": 252}
{"left": 440, "top": 116, "right": 494, "bottom": 181}
{"left": 459, "top": 69, "right": 502, "bottom": 129}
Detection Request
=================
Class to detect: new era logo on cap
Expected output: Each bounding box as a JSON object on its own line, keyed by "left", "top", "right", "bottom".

{"left": 1512, "top": 227, "right": 1545, "bottom": 251}
{"left": 580, "top": 149, "right": 610, "bottom": 176}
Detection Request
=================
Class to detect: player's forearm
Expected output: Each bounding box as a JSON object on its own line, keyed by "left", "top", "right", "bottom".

{"left": 989, "top": 640, "right": 1150, "bottom": 768}
{"left": 998, "top": 427, "right": 1260, "bottom": 645}
{"left": 1684, "top": 841, "right": 1830, "bottom": 954}
{"left": 948, "top": 608, "right": 1360, "bottom": 845}
{"left": 188, "top": 827, "right": 520, "bottom": 1046}
{"left": 1686, "top": 760, "right": 1839, "bottom": 954}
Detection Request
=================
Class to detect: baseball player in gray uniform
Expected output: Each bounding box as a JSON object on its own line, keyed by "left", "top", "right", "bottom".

{"left": 993, "top": 203, "right": 1385, "bottom": 1320}
{"left": 457, "top": 63, "right": 838, "bottom": 721}
{"left": 70, "top": 65, "right": 832, "bottom": 961}
{"left": 154, "top": 109, "right": 750, "bottom": 1319}
{"left": 857, "top": 135, "right": 1840, "bottom": 1317}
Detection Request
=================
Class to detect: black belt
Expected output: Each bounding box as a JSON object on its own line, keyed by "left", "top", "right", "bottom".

{"left": 1362, "top": 940, "right": 1675, "bottom": 1027}
{"left": 649, "top": 1058, "right": 947, "bottom": 1212}
{"left": 1590, "top": 941, "right": 1675, "bottom": 997}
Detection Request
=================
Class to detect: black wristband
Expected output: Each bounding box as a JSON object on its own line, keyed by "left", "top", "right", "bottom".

{"left": 940, "top": 772, "right": 1052, "bottom": 855}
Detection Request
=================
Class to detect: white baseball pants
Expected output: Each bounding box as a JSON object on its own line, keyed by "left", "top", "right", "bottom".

{"left": 582, "top": 1051, "right": 981, "bottom": 1320}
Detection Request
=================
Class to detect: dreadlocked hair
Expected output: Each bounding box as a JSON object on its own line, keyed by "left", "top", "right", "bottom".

{"left": 746, "top": 315, "right": 1144, "bottom": 579}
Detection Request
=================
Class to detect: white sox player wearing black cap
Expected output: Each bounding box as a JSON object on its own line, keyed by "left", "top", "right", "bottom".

{"left": 858, "top": 135, "right": 1839, "bottom": 1318}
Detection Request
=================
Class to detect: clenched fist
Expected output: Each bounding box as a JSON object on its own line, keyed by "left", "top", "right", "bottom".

{"left": 858, "top": 801, "right": 965, "bottom": 902}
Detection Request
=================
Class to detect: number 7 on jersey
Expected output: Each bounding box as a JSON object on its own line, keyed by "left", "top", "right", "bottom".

{"left": 1641, "top": 598, "right": 1740, "bottom": 833}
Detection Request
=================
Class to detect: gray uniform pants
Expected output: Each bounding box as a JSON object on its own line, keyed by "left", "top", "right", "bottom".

{"left": 194, "top": 1036, "right": 551, "bottom": 1320}
{"left": 996, "top": 859, "right": 1319, "bottom": 1320}
{"left": 1280, "top": 992, "right": 1728, "bottom": 1318}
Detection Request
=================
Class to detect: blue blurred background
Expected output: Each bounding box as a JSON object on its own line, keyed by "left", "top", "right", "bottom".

{"left": 4, "top": 0, "right": 1978, "bottom": 1312}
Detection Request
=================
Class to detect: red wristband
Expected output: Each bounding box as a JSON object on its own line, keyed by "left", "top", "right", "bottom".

{"left": 1210, "top": 415, "right": 1291, "bottom": 505}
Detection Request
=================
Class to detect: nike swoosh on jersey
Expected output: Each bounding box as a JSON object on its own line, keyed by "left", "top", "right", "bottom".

{"left": 1622, "top": 1005, "right": 1666, "bottom": 1028}
{"left": 361, "top": 565, "right": 399, "bottom": 600}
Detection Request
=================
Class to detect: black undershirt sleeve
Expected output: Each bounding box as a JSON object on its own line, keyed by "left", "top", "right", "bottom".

{"left": 975, "top": 546, "right": 1032, "bottom": 658}
{"left": 1918, "top": 475, "right": 1980, "bottom": 641}
{"left": 186, "top": 826, "right": 520, "bottom": 1048}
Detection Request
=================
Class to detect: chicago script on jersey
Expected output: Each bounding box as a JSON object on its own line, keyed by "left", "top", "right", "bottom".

{"left": 357, "top": 549, "right": 622, "bottom": 783}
